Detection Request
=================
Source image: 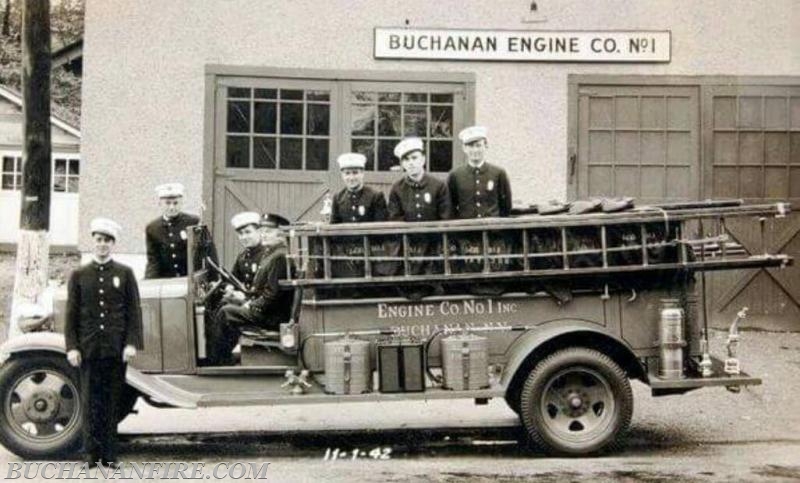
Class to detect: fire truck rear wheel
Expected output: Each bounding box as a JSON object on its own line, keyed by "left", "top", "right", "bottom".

{"left": 519, "top": 347, "right": 633, "bottom": 456}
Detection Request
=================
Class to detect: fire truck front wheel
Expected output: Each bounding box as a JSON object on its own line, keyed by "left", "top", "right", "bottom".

{"left": 0, "top": 354, "right": 83, "bottom": 459}
{"left": 519, "top": 347, "right": 633, "bottom": 456}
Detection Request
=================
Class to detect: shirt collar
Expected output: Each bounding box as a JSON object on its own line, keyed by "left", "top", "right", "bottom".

{"left": 468, "top": 160, "right": 487, "bottom": 173}
{"left": 92, "top": 257, "right": 113, "bottom": 267}
{"left": 403, "top": 173, "right": 429, "bottom": 189}
{"left": 162, "top": 213, "right": 181, "bottom": 224}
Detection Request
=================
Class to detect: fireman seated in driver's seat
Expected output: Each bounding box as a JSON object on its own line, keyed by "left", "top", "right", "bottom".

{"left": 207, "top": 211, "right": 293, "bottom": 366}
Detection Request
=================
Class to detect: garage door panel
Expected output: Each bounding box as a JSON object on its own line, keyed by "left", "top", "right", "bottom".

{"left": 712, "top": 167, "right": 738, "bottom": 198}
{"left": 576, "top": 85, "right": 700, "bottom": 203}
{"left": 589, "top": 131, "right": 612, "bottom": 164}
{"left": 588, "top": 166, "right": 613, "bottom": 197}
{"left": 765, "top": 167, "right": 789, "bottom": 199}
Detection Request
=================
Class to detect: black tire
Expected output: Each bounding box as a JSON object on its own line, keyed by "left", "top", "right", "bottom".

{"left": 519, "top": 347, "right": 633, "bottom": 456}
{"left": 0, "top": 354, "right": 83, "bottom": 459}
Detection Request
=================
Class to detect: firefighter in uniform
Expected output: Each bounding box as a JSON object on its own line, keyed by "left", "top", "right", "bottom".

{"left": 387, "top": 138, "right": 451, "bottom": 298}
{"left": 447, "top": 126, "right": 514, "bottom": 292}
{"left": 207, "top": 211, "right": 293, "bottom": 365}
{"left": 65, "top": 218, "right": 142, "bottom": 467}
{"left": 144, "top": 183, "right": 200, "bottom": 279}
{"left": 329, "top": 152, "right": 388, "bottom": 282}
{"left": 331, "top": 153, "right": 388, "bottom": 224}
{"left": 448, "top": 126, "right": 512, "bottom": 219}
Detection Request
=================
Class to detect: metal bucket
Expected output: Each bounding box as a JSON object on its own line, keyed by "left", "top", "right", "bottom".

{"left": 441, "top": 333, "right": 489, "bottom": 390}
{"left": 324, "top": 336, "right": 372, "bottom": 394}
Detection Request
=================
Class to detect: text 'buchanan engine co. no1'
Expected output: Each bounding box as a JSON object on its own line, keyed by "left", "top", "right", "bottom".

{"left": 0, "top": 196, "right": 790, "bottom": 457}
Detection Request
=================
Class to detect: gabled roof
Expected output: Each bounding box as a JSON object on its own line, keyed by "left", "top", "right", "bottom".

{"left": 52, "top": 38, "right": 83, "bottom": 75}
{"left": 0, "top": 85, "right": 80, "bottom": 138}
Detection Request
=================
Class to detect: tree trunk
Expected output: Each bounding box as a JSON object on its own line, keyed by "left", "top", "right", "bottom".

{"left": 2, "top": 0, "right": 10, "bottom": 37}
{"left": 7, "top": 0, "right": 51, "bottom": 340}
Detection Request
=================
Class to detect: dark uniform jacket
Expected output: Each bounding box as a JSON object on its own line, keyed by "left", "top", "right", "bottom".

{"left": 388, "top": 174, "right": 452, "bottom": 221}
{"left": 330, "top": 186, "right": 388, "bottom": 224}
{"left": 247, "top": 239, "right": 293, "bottom": 327}
{"left": 447, "top": 162, "right": 512, "bottom": 219}
{"left": 144, "top": 212, "right": 200, "bottom": 279}
{"left": 65, "top": 260, "right": 143, "bottom": 360}
{"left": 231, "top": 243, "right": 267, "bottom": 291}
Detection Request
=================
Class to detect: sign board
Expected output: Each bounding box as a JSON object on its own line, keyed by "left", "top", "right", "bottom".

{"left": 374, "top": 28, "right": 671, "bottom": 62}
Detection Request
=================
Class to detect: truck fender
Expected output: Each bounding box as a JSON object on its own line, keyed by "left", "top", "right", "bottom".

{"left": 0, "top": 332, "right": 67, "bottom": 363}
{"left": 499, "top": 320, "right": 644, "bottom": 391}
{"left": 0, "top": 332, "right": 198, "bottom": 409}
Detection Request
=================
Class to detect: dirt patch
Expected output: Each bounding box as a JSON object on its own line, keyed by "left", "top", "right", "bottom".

{"left": 0, "top": 251, "right": 80, "bottom": 341}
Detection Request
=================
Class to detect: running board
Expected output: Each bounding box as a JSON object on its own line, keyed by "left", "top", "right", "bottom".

{"left": 196, "top": 365, "right": 298, "bottom": 376}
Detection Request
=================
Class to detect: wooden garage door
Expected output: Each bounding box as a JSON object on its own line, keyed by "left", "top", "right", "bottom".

{"left": 703, "top": 85, "right": 800, "bottom": 327}
{"left": 575, "top": 85, "right": 700, "bottom": 203}
{"left": 213, "top": 78, "right": 340, "bottom": 264}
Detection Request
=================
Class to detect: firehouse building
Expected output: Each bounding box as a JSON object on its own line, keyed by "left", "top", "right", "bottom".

{"left": 79, "top": 0, "right": 799, "bottom": 327}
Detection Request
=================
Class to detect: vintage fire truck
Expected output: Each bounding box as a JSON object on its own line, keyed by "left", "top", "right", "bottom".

{"left": 0, "top": 200, "right": 791, "bottom": 458}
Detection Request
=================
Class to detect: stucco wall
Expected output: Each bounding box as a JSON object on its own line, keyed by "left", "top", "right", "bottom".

{"left": 81, "top": 0, "right": 800, "bottom": 254}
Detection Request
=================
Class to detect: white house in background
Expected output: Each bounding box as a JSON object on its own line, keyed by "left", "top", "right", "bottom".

{"left": 0, "top": 85, "right": 81, "bottom": 249}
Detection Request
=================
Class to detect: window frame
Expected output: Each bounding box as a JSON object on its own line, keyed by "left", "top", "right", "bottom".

{"left": 208, "top": 66, "right": 476, "bottom": 182}
{"left": 0, "top": 152, "right": 80, "bottom": 193}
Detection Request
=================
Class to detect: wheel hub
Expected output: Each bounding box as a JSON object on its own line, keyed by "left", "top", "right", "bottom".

{"left": 24, "top": 391, "right": 59, "bottom": 423}
{"left": 563, "top": 390, "right": 589, "bottom": 417}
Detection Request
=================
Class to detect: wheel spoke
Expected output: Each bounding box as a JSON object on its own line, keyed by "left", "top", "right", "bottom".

{"left": 37, "top": 373, "right": 66, "bottom": 395}
{"left": 33, "top": 421, "right": 56, "bottom": 437}
{"left": 584, "top": 383, "right": 610, "bottom": 405}
{"left": 13, "top": 377, "right": 37, "bottom": 400}
{"left": 55, "top": 396, "right": 76, "bottom": 423}
{"left": 9, "top": 401, "right": 28, "bottom": 427}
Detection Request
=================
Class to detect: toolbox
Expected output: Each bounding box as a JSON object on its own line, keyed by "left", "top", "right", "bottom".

{"left": 377, "top": 339, "right": 426, "bottom": 393}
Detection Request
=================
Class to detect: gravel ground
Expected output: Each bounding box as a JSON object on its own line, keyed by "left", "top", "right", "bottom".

{"left": 0, "top": 251, "right": 79, "bottom": 342}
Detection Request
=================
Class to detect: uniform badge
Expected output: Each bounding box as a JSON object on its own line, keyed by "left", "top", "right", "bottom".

{"left": 180, "top": 230, "right": 188, "bottom": 240}
{"left": 251, "top": 263, "right": 258, "bottom": 273}
{"left": 487, "top": 180, "right": 495, "bottom": 191}
{"left": 424, "top": 192, "right": 432, "bottom": 204}
{"left": 358, "top": 205, "right": 365, "bottom": 216}
{"left": 113, "top": 276, "right": 121, "bottom": 288}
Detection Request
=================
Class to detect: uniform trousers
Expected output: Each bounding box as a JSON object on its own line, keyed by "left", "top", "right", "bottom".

{"left": 79, "top": 357, "right": 125, "bottom": 461}
{"left": 208, "top": 304, "right": 271, "bottom": 366}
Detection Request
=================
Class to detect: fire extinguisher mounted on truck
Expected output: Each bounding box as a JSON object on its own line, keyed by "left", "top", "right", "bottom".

{"left": 0, "top": 198, "right": 791, "bottom": 458}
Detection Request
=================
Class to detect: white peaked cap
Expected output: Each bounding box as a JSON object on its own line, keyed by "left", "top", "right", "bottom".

{"left": 458, "top": 125, "right": 488, "bottom": 144}
{"left": 393, "top": 137, "right": 424, "bottom": 160}
{"left": 337, "top": 153, "right": 367, "bottom": 170}
{"left": 155, "top": 182, "right": 185, "bottom": 198}
{"left": 231, "top": 211, "right": 261, "bottom": 230}
{"left": 89, "top": 217, "right": 121, "bottom": 241}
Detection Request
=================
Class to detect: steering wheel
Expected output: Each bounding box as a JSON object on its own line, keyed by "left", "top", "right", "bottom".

{"left": 204, "top": 256, "right": 249, "bottom": 293}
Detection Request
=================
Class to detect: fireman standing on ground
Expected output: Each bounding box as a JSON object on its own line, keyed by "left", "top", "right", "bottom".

{"left": 65, "top": 218, "right": 142, "bottom": 467}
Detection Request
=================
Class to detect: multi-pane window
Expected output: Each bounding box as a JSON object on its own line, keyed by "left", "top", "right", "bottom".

{"left": 226, "top": 87, "right": 331, "bottom": 170}
{"left": 1, "top": 155, "right": 80, "bottom": 192}
{"left": 53, "top": 157, "right": 80, "bottom": 193}
{"left": 350, "top": 91, "right": 455, "bottom": 172}
{"left": 1, "top": 155, "right": 21, "bottom": 190}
